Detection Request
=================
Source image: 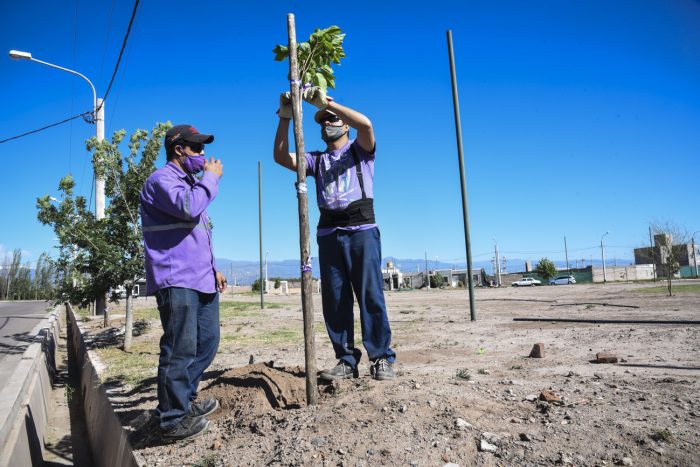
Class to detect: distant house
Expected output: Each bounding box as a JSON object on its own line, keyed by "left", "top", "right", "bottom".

{"left": 634, "top": 234, "right": 698, "bottom": 278}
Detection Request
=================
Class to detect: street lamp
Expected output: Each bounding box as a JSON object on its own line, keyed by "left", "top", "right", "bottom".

{"left": 600, "top": 231, "right": 609, "bottom": 283}
{"left": 10, "top": 49, "right": 107, "bottom": 316}
{"left": 9, "top": 50, "right": 105, "bottom": 220}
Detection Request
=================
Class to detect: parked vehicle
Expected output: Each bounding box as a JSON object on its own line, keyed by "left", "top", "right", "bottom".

{"left": 511, "top": 277, "right": 541, "bottom": 287}
{"left": 549, "top": 275, "right": 576, "bottom": 285}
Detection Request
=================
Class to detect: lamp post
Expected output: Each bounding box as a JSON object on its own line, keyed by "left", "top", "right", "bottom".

{"left": 9, "top": 50, "right": 105, "bottom": 219}
{"left": 11, "top": 50, "right": 107, "bottom": 316}
{"left": 600, "top": 231, "right": 609, "bottom": 283}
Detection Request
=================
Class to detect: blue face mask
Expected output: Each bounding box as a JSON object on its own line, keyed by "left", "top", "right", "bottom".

{"left": 182, "top": 154, "right": 206, "bottom": 174}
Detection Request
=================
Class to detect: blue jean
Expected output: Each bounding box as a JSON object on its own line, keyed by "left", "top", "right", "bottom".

{"left": 154, "top": 287, "right": 220, "bottom": 429}
{"left": 317, "top": 227, "right": 396, "bottom": 368}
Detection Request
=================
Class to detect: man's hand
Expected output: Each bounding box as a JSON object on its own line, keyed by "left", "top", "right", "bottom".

{"left": 277, "top": 92, "right": 293, "bottom": 119}
{"left": 302, "top": 86, "right": 332, "bottom": 110}
{"left": 216, "top": 271, "right": 228, "bottom": 293}
{"left": 204, "top": 157, "right": 223, "bottom": 178}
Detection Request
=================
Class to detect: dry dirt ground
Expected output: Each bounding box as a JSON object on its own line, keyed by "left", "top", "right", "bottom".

{"left": 79, "top": 281, "right": 700, "bottom": 466}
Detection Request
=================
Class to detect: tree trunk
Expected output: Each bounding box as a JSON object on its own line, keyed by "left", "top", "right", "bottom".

{"left": 124, "top": 287, "right": 134, "bottom": 350}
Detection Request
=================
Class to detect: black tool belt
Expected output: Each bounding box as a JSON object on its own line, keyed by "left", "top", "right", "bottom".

{"left": 318, "top": 198, "right": 375, "bottom": 228}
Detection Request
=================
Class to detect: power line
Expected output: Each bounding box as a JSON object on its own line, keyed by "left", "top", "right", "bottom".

{"left": 0, "top": 112, "right": 92, "bottom": 144}
{"left": 0, "top": 0, "right": 140, "bottom": 145}
{"left": 97, "top": 0, "right": 140, "bottom": 113}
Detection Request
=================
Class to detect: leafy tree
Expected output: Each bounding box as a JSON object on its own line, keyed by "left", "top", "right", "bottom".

{"left": 273, "top": 26, "right": 346, "bottom": 90}
{"left": 431, "top": 272, "right": 445, "bottom": 289}
{"left": 37, "top": 123, "right": 170, "bottom": 349}
{"left": 251, "top": 278, "right": 262, "bottom": 293}
{"left": 535, "top": 258, "right": 557, "bottom": 282}
{"left": 274, "top": 278, "right": 281, "bottom": 289}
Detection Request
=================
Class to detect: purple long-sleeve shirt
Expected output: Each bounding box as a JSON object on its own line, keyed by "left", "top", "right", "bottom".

{"left": 140, "top": 162, "right": 219, "bottom": 295}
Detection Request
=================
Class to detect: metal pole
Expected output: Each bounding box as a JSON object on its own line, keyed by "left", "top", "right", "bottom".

{"left": 649, "top": 226, "right": 656, "bottom": 282}
{"left": 564, "top": 236, "right": 570, "bottom": 273}
{"left": 287, "top": 13, "right": 317, "bottom": 405}
{"left": 447, "top": 30, "right": 477, "bottom": 320}
{"left": 692, "top": 235, "right": 698, "bottom": 279}
{"left": 258, "top": 161, "right": 264, "bottom": 309}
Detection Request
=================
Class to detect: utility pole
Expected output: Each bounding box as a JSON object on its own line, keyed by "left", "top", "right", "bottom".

{"left": 265, "top": 250, "right": 269, "bottom": 293}
{"left": 564, "top": 236, "right": 570, "bottom": 273}
{"left": 286, "top": 13, "right": 317, "bottom": 405}
{"left": 446, "top": 30, "right": 476, "bottom": 321}
{"left": 493, "top": 239, "right": 501, "bottom": 286}
{"left": 95, "top": 98, "right": 108, "bottom": 324}
{"left": 258, "top": 161, "right": 264, "bottom": 309}
{"left": 600, "top": 231, "right": 609, "bottom": 283}
{"left": 425, "top": 252, "right": 430, "bottom": 289}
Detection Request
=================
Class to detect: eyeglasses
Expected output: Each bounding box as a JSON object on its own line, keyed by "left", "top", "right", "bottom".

{"left": 182, "top": 142, "right": 204, "bottom": 153}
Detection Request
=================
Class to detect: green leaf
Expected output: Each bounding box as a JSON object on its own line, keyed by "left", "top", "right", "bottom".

{"left": 314, "top": 73, "right": 327, "bottom": 90}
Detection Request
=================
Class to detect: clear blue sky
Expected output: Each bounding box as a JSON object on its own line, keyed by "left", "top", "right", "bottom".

{"left": 1, "top": 0, "right": 699, "bottom": 268}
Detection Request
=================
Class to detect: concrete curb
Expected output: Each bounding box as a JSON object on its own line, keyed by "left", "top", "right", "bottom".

{"left": 0, "top": 306, "right": 60, "bottom": 467}
{"left": 65, "top": 304, "right": 143, "bottom": 467}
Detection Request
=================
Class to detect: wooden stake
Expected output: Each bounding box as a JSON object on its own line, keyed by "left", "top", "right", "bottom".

{"left": 287, "top": 13, "right": 318, "bottom": 405}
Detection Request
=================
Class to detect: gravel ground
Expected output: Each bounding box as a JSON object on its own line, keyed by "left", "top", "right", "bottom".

{"left": 81, "top": 281, "right": 700, "bottom": 466}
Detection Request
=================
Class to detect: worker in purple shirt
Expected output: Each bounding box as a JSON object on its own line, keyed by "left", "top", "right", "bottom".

{"left": 140, "top": 124, "right": 226, "bottom": 441}
{"left": 274, "top": 87, "right": 396, "bottom": 381}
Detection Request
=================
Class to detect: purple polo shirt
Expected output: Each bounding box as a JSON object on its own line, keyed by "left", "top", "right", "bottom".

{"left": 140, "top": 162, "right": 219, "bottom": 295}
{"left": 305, "top": 139, "right": 378, "bottom": 236}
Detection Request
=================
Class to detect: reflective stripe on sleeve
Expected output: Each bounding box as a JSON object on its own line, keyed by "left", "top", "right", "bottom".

{"left": 142, "top": 222, "right": 203, "bottom": 232}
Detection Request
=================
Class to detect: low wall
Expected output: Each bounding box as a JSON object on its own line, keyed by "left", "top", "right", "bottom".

{"left": 66, "top": 304, "right": 142, "bottom": 467}
{"left": 0, "top": 307, "right": 60, "bottom": 467}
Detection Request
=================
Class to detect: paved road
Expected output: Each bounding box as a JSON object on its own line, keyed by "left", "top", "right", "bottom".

{"left": 0, "top": 301, "right": 53, "bottom": 382}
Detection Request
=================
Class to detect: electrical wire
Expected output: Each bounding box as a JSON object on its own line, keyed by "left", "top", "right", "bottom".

{"left": 0, "top": 112, "right": 93, "bottom": 144}
{"left": 96, "top": 0, "right": 140, "bottom": 113}
{"left": 0, "top": 0, "right": 140, "bottom": 145}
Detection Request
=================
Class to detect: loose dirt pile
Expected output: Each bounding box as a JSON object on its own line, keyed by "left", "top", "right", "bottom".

{"left": 200, "top": 362, "right": 307, "bottom": 421}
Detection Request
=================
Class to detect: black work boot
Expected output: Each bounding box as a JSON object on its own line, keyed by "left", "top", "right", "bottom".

{"left": 162, "top": 415, "right": 210, "bottom": 442}
{"left": 370, "top": 358, "right": 395, "bottom": 381}
{"left": 189, "top": 398, "right": 219, "bottom": 418}
{"left": 319, "top": 361, "right": 359, "bottom": 381}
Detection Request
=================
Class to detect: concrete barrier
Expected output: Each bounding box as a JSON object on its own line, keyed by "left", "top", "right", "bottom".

{"left": 0, "top": 306, "right": 60, "bottom": 467}
{"left": 65, "top": 304, "right": 142, "bottom": 467}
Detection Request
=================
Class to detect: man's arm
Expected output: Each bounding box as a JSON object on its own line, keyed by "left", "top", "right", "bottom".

{"left": 304, "top": 87, "right": 376, "bottom": 153}
{"left": 273, "top": 117, "right": 297, "bottom": 171}
{"left": 149, "top": 159, "right": 222, "bottom": 221}
{"left": 326, "top": 101, "right": 375, "bottom": 153}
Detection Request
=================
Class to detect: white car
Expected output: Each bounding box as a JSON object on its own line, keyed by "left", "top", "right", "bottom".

{"left": 511, "top": 277, "right": 541, "bottom": 287}
{"left": 549, "top": 275, "right": 576, "bottom": 285}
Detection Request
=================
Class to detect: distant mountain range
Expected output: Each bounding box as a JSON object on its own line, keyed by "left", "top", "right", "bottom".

{"left": 216, "top": 257, "right": 634, "bottom": 285}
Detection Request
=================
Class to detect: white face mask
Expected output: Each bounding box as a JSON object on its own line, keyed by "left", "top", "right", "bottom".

{"left": 321, "top": 125, "right": 347, "bottom": 142}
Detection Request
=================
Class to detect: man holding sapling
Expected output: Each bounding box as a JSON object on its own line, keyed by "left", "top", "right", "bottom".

{"left": 273, "top": 87, "right": 396, "bottom": 381}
